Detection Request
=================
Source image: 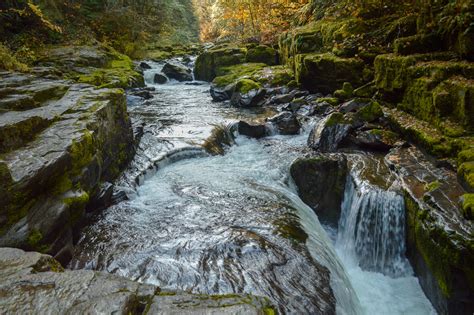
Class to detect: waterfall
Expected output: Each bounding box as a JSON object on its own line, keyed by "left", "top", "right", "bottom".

{"left": 336, "top": 175, "right": 411, "bottom": 277}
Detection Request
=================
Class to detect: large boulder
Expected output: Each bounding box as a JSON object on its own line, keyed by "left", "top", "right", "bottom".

{"left": 237, "top": 121, "right": 267, "bottom": 139}
{"left": 194, "top": 46, "right": 247, "bottom": 81}
{"left": 246, "top": 45, "right": 278, "bottom": 65}
{"left": 290, "top": 155, "right": 348, "bottom": 226}
{"left": 295, "top": 53, "right": 366, "bottom": 93}
{"left": 162, "top": 62, "right": 193, "bottom": 81}
{"left": 153, "top": 73, "right": 167, "bottom": 84}
{"left": 0, "top": 247, "right": 274, "bottom": 314}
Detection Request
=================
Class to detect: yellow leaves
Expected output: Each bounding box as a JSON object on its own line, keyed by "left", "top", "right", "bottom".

{"left": 26, "top": 2, "right": 63, "bottom": 33}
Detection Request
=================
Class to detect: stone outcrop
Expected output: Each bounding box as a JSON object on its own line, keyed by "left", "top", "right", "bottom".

{"left": 290, "top": 155, "right": 348, "bottom": 226}
{"left": 386, "top": 146, "right": 474, "bottom": 314}
{"left": 0, "top": 45, "right": 142, "bottom": 264}
{"left": 0, "top": 247, "right": 274, "bottom": 314}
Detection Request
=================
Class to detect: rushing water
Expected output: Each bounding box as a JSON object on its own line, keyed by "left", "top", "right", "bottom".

{"left": 71, "top": 59, "right": 435, "bottom": 314}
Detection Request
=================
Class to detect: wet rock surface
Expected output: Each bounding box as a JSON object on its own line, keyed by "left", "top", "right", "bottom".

{"left": 0, "top": 248, "right": 273, "bottom": 314}
{"left": 162, "top": 62, "right": 193, "bottom": 82}
{"left": 0, "top": 46, "right": 139, "bottom": 263}
{"left": 290, "top": 155, "right": 348, "bottom": 226}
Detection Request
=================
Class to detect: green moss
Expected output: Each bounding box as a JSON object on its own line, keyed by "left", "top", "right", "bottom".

{"left": 77, "top": 50, "right": 142, "bottom": 88}
{"left": 234, "top": 79, "right": 261, "bottom": 94}
{"left": 253, "top": 65, "right": 294, "bottom": 87}
{"left": 458, "top": 161, "right": 474, "bottom": 191}
{"left": 334, "top": 82, "right": 354, "bottom": 100}
{"left": 355, "top": 101, "right": 383, "bottom": 122}
{"left": 27, "top": 229, "right": 43, "bottom": 247}
{"left": 425, "top": 180, "right": 441, "bottom": 192}
{"left": 69, "top": 130, "right": 95, "bottom": 176}
{"left": 316, "top": 97, "right": 339, "bottom": 106}
{"left": 461, "top": 194, "right": 474, "bottom": 220}
{"left": 0, "top": 43, "right": 29, "bottom": 72}
{"left": 52, "top": 174, "right": 73, "bottom": 195}
{"left": 325, "top": 112, "right": 349, "bottom": 127}
{"left": 458, "top": 148, "right": 474, "bottom": 164}
{"left": 246, "top": 45, "right": 277, "bottom": 65}
{"left": 263, "top": 307, "right": 276, "bottom": 315}
{"left": 212, "top": 63, "right": 266, "bottom": 88}
{"left": 296, "top": 53, "right": 365, "bottom": 93}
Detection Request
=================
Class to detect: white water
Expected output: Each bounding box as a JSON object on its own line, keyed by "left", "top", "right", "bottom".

{"left": 333, "top": 173, "right": 436, "bottom": 314}
{"left": 73, "top": 60, "right": 436, "bottom": 314}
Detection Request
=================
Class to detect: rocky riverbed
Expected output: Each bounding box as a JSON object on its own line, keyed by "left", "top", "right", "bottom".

{"left": 0, "top": 37, "right": 472, "bottom": 314}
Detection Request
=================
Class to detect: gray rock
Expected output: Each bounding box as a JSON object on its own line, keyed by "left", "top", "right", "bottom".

{"left": 0, "top": 248, "right": 274, "bottom": 314}
{"left": 339, "top": 98, "right": 370, "bottom": 113}
{"left": 267, "top": 112, "right": 300, "bottom": 135}
{"left": 308, "top": 113, "right": 352, "bottom": 152}
{"left": 210, "top": 84, "right": 234, "bottom": 102}
{"left": 237, "top": 121, "right": 267, "bottom": 138}
{"left": 385, "top": 147, "right": 474, "bottom": 314}
{"left": 230, "top": 89, "right": 266, "bottom": 108}
{"left": 290, "top": 154, "right": 348, "bottom": 226}
{"left": 154, "top": 73, "right": 168, "bottom": 84}
{"left": 140, "top": 62, "right": 152, "bottom": 69}
{"left": 162, "top": 62, "right": 193, "bottom": 82}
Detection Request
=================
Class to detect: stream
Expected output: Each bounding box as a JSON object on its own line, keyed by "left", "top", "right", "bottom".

{"left": 70, "top": 59, "right": 436, "bottom": 314}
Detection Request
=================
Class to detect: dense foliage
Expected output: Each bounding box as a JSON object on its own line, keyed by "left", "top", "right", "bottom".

{"left": 0, "top": 0, "right": 199, "bottom": 60}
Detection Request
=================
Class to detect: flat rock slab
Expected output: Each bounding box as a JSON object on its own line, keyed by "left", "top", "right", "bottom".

{"left": 0, "top": 248, "right": 273, "bottom": 314}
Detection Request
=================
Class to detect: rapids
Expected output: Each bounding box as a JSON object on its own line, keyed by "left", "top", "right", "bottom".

{"left": 70, "top": 59, "right": 435, "bottom": 314}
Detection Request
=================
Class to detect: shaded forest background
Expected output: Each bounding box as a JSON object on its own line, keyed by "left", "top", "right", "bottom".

{"left": 0, "top": 0, "right": 472, "bottom": 68}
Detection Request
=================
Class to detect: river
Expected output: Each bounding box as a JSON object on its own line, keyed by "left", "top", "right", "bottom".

{"left": 70, "top": 59, "right": 435, "bottom": 314}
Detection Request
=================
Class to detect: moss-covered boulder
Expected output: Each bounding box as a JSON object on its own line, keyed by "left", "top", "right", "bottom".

{"left": 290, "top": 155, "right": 348, "bottom": 226}
{"left": 194, "top": 46, "right": 247, "bottom": 81}
{"left": 246, "top": 45, "right": 278, "bottom": 65}
{"left": 295, "top": 53, "right": 365, "bottom": 93}
{"left": 212, "top": 63, "right": 266, "bottom": 88}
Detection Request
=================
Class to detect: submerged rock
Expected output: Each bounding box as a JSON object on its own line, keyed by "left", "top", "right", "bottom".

{"left": 0, "top": 247, "right": 274, "bottom": 314}
{"left": 162, "top": 62, "right": 193, "bottom": 81}
{"left": 290, "top": 154, "right": 348, "bottom": 226}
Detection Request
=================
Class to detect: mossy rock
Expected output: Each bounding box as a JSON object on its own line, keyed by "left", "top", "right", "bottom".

{"left": 355, "top": 101, "right": 383, "bottom": 122}
{"left": 234, "top": 79, "right": 261, "bottom": 94}
{"left": 194, "top": 46, "right": 247, "bottom": 82}
{"left": 461, "top": 194, "right": 474, "bottom": 220}
{"left": 295, "top": 53, "right": 365, "bottom": 93}
{"left": 246, "top": 45, "right": 277, "bottom": 65}
{"left": 212, "top": 63, "right": 266, "bottom": 88}
{"left": 334, "top": 82, "right": 354, "bottom": 101}
{"left": 458, "top": 161, "right": 474, "bottom": 192}
{"left": 394, "top": 33, "right": 441, "bottom": 55}
{"left": 252, "top": 65, "right": 294, "bottom": 87}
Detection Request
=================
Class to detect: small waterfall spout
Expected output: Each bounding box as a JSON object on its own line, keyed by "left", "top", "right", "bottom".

{"left": 336, "top": 175, "right": 411, "bottom": 277}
